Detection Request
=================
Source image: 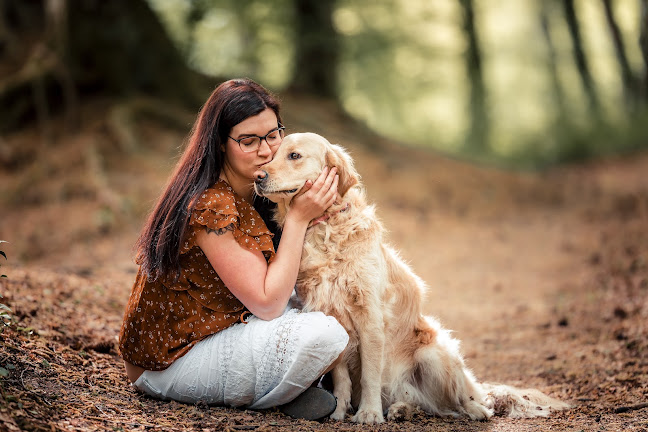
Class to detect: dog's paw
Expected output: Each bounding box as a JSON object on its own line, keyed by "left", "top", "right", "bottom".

{"left": 329, "top": 394, "right": 351, "bottom": 421}
{"left": 464, "top": 400, "right": 493, "bottom": 421}
{"left": 352, "top": 408, "right": 384, "bottom": 424}
{"left": 386, "top": 401, "right": 414, "bottom": 421}
{"left": 329, "top": 407, "right": 347, "bottom": 421}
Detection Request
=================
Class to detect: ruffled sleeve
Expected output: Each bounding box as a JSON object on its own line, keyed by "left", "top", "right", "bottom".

{"left": 180, "top": 181, "right": 275, "bottom": 260}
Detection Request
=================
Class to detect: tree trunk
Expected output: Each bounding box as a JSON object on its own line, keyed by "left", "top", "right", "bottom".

{"left": 602, "top": 0, "right": 636, "bottom": 106}
{"left": 640, "top": 0, "right": 648, "bottom": 101}
{"left": 539, "top": 2, "right": 567, "bottom": 121}
{"left": 67, "top": 0, "right": 213, "bottom": 102}
{"left": 562, "top": 0, "right": 601, "bottom": 114}
{"left": 459, "top": 0, "right": 489, "bottom": 153}
{"left": 0, "top": 0, "right": 214, "bottom": 133}
{"left": 289, "top": 0, "right": 338, "bottom": 98}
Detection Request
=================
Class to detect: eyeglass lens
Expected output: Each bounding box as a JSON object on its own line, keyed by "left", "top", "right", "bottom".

{"left": 239, "top": 128, "right": 284, "bottom": 152}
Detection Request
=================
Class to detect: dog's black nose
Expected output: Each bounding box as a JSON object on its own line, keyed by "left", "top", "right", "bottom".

{"left": 254, "top": 170, "right": 268, "bottom": 185}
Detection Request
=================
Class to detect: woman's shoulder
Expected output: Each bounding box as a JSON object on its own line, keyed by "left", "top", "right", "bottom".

{"left": 194, "top": 179, "right": 238, "bottom": 212}
{"left": 183, "top": 179, "right": 275, "bottom": 257}
{"left": 182, "top": 180, "right": 240, "bottom": 254}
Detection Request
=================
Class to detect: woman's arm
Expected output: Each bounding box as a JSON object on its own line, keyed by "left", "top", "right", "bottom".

{"left": 196, "top": 168, "right": 338, "bottom": 320}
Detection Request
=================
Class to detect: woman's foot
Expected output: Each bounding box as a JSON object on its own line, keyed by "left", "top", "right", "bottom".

{"left": 279, "top": 387, "right": 337, "bottom": 421}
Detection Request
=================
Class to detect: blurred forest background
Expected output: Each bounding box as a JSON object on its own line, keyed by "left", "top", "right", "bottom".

{"left": 1, "top": 2, "right": 648, "bottom": 430}
{"left": 1, "top": 0, "right": 647, "bottom": 168}
{"left": 148, "top": 0, "right": 648, "bottom": 166}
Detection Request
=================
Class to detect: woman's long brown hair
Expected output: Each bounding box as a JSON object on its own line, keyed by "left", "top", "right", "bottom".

{"left": 135, "top": 78, "right": 282, "bottom": 280}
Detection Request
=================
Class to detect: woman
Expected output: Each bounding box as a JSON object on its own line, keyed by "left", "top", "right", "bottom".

{"left": 119, "top": 78, "right": 348, "bottom": 420}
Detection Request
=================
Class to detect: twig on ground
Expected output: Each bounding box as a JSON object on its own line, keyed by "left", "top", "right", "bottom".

{"left": 614, "top": 402, "right": 648, "bottom": 413}
{"left": 19, "top": 368, "right": 52, "bottom": 406}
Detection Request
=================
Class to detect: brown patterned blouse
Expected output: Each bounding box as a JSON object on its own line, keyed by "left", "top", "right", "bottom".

{"left": 119, "top": 180, "right": 276, "bottom": 371}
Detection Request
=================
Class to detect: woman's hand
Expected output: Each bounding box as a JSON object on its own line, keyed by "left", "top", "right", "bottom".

{"left": 287, "top": 167, "right": 339, "bottom": 224}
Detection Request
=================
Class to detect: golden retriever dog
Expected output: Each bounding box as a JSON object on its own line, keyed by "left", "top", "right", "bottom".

{"left": 254, "top": 132, "right": 569, "bottom": 424}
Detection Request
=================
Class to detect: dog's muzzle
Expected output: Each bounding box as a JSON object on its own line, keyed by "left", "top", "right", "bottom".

{"left": 254, "top": 170, "right": 298, "bottom": 196}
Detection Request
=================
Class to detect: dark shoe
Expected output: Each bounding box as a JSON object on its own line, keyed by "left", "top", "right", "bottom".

{"left": 279, "top": 387, "right": 337, "bottom": 421}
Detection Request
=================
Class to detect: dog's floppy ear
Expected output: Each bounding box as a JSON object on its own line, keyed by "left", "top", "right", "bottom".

{"left": 326, "top": 143, "right": 359, "bottom": 197}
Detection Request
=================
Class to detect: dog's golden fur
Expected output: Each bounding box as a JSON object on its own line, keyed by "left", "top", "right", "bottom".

{"left": 255, "top": 132, "right": 569, "bottom": 424}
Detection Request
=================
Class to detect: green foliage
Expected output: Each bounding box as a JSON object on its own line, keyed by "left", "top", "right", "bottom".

{"left": 453, "top": 106, "right": 648, "bottom": 170}
{"left": 0, "top": 363, "right": 12, "bottom": 397}
{"left": 147, "top": 0, "right": 295, "bottom": 89}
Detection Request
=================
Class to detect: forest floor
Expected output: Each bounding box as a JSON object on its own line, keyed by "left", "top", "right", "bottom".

{"left": 0, "top": 93, "right": 647, "bottom": 432}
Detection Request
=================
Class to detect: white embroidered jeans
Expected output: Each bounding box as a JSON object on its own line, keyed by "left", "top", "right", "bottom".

{"left": 133, "top": 308, "right": 348, "bottom": 409}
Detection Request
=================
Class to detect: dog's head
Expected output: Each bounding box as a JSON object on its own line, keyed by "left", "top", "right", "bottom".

{"left": 254, "top": 132, "right": 359, "bottom": 205}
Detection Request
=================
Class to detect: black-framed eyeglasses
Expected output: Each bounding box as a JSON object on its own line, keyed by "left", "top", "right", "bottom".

{"left": 229, "top": 125, "right": 285, "bottom": 153}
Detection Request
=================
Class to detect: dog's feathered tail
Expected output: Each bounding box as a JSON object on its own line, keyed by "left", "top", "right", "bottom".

{"left": 481, "top": 383, "right": 570, "bottom": 418}
{"left": 389, "top": 315, "right": 569, "bottom": 420}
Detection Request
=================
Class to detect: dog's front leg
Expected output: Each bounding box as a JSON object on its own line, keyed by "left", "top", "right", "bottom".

{"left": 330, "top": 360, "right": 352, "bottom": 421}
{"left": 352, "top": 311, "right": 385, "bottom": 424}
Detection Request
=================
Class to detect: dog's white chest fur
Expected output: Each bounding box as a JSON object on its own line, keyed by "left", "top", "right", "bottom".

{"left": 296, "top": 202, "right": 387, "bottom": 327}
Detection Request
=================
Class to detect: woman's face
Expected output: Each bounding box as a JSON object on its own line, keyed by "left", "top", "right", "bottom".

{"left": 223, "top": 107, "right": 281, "bottom": 182}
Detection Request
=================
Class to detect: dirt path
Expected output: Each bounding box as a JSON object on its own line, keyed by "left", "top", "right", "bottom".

{"left": 1, "top": 97, "right": 647, "bottom": 431}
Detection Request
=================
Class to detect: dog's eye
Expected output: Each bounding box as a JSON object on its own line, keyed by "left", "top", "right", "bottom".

{"left": 289, "top": 152, "right": 301, "bottom": 160}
